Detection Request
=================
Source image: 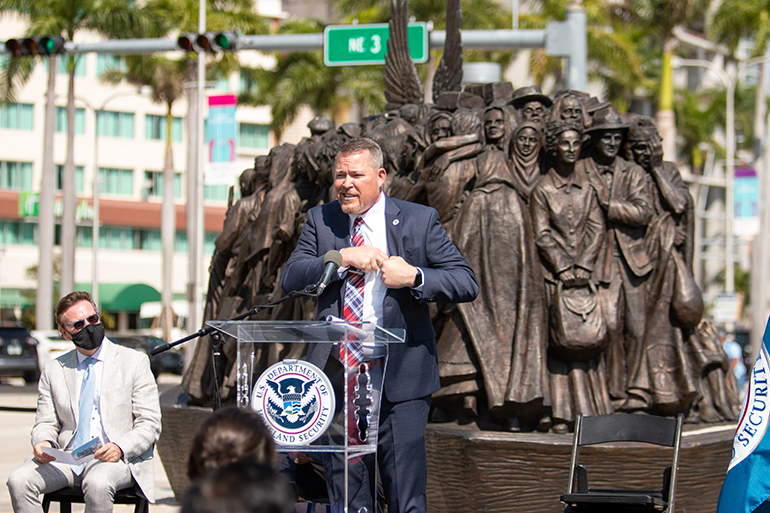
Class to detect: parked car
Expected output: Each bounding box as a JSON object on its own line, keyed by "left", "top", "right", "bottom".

{"left": 31, "top": 330, "right": 72, "bottom": 369}
{"left": 140, "top": 335, "right": 185, "bottom": 376}
{"left": 107, "top": 333, "right": 185, "bottom": 378}
{"left": 0, "top": 322, "right": 40, "bottom": 383}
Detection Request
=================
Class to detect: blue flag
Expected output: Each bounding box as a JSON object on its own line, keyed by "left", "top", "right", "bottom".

{"left": 717, "top": 318, "right": 770, "bottom": 513}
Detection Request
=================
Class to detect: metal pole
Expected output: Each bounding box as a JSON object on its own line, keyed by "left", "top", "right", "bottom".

{"left": 565, "top": 3, "right": 587, "bottom": 91}
{"left": 93, "top": 107, "right": 99, "bottom": 308}
{"left": 753, "top": 107, "right": 770, "bottom": 361}
{"left": 37, "top": 56, "right": 57, "bottom": 330}
{"left": 73, "top": 90, "right": 145, "bottom": 309}
{"left": 189, "top": 0, "right": 206, "bottom": 335}
{"left": 726, "top": 80, "right": 735, "bottom": 296}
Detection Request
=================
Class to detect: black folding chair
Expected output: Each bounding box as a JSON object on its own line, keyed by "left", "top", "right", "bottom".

{"left": 42, "top": 482, "right": 149, "bottom": 513}
{"left": 560, "top": 412, "right": 684, "bottom": 513}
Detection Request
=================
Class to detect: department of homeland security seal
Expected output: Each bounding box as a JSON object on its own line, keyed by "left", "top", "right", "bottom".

{"left": 252, "top": 360, "right": 335, "bottom": 445}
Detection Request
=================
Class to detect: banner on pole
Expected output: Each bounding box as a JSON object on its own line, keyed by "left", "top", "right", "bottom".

{"left": 205, "top": 94, "right": 238, "bottom": 186}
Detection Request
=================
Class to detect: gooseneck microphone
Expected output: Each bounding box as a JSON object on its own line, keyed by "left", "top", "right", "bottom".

{"left": 314, "top": 250, "right": 344, "bottom": 295}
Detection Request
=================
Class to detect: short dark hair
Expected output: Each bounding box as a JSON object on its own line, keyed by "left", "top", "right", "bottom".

{"left": 181, "top": 460, "right": 294, "bottom": 513}
{"left": 334, "top": 137, "right": 384, "bottom": 171}
{"left": 55, "top": 291, "right": 96, "bottom": 326}
{"left": 187, "top": 406, "right": 276, "bottom": 480}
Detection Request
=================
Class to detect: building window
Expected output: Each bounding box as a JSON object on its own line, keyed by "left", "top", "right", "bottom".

{"left": 138, "top": 229, "right": 162, "bottom": 251}
{"left": 175, "top": 230, "right": 187, "bottom": 252}
{"left": 145, "top": 114, "right": 183, "bottom": 142}
{"left": 96, "top": 54, "right": 127, "bottom": 76}
{"left": 204, "top": 184, "right": 229, "bottom": 202}
{"left": 0, "top": 103, "right": 34, "bottom": 130}
{"left": 0, "top": 161, "right": 33, "bottom": 190}
{"left": 99, "top": 167, "right": 133, "bottom": 195}
{"left": 204, "top": 231, "right": 217, "bottom": 255}
{"left": 0, "top": 220, "right": 36, "bottom": 245}
{"left": 239, "top": 123, "right": 269, "bottom": 149}
{"left": 56, "top": 107, "right": 86, "bottom": 134}
{"left": 55, "top": 165, "right": 85, "bottom": 193}
{"left": 143, "top": 170, "right": 182, "bottom": 199}
{"left": 239, "top": 70, "right": 259, "bottom": 95}
{"left": 97, "top": 111, "right": 134, "bottom": 138}
{"left": 57, "top": 55, "right": 86, "bottom": 76}
{"left": 76, "top": 226, "right": 93, "bottom": 248}
{"left": 214, "top": 77, "right": 230, "bottom": 92}
{"left": 98, "top": 226, "right": 136, "bottom": 250}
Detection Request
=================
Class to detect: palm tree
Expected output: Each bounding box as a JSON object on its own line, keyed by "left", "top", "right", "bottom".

{"left": 139, "top": 0, "right": 266, "bottom": 333}
{"left": 101, "top": 54, "right": 186, "bottom": 342}
{"left": 241, "top": 0, "right": 512, "bottom": 137}
{"left": 611, "top": 0, "right": 711, "bottom": 159}
{"left": 710, "top": 0, "right": 770, "bottom": 160}
{"left": 710, "top": 0, "right": 770, "bottom": 365}
{"left": 524, "top": 0, "right": 649, "bottom": 107}
{"left": 0, "top": 0, "right": 148, "bottom": 324}
{"left": 239, "top": 18, "right": 387, "bottom": 139}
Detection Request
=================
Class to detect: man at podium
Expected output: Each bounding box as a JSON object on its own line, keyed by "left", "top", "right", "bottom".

{"left": 281, "top": 137, "right": 479, "bottom": 513}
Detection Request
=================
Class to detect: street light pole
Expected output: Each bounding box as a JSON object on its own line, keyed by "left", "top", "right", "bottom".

{"left": 74, "top": 88, "right": 150, "bottom": 309}
{"left": 677, "top": 56, "right": 770, "bottom": 349}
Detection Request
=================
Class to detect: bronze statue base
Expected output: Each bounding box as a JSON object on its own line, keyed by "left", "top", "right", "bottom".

{"left": 426, "top": 422, "right": 734, "bottom": 513}
{"left": 157, "top": 388, "right": 734, "bottom": 512}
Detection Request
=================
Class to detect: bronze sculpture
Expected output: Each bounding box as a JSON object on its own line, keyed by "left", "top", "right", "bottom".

{"left": 178, "top": 0, "right": 739, "bottom": 432}
{"left": 531, "top": 119, "right": 610, "bottom": 433}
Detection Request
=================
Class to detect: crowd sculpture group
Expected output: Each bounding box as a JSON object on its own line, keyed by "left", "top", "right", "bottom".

{"left": 180, "top": 81, "right": 742, "bottom": 434}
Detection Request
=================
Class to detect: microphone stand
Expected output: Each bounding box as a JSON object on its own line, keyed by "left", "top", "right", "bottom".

{"left": 152, "top": 281, "right": 326, "bottom": 411}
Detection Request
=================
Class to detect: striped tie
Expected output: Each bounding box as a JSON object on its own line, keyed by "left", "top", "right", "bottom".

{"left": 341, "top": 217, "right": 365, "bottom": 366}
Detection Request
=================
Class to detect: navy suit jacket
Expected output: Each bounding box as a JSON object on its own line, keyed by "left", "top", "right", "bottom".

{"left": 281, "top": 196, "right": 479, "bottom": 403}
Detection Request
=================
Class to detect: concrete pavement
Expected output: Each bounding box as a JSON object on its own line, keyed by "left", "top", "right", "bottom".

{"left": 0, "top": 375, "right": 181, "bottom": 513}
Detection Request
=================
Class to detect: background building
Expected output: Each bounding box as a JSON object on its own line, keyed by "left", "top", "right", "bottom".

{"left": 0, "top": 11, "right": 317, "bottom": 329}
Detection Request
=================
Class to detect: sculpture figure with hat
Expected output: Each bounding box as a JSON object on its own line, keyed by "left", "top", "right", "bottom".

{"left": 578, "top": 107, "right": 655, "bottom": 412}
{"left": 511, "top": 85, "right": 553, "bottom": 125}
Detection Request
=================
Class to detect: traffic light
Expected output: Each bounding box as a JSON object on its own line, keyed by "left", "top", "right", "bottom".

{"left": 177, "top": 32, "right": 239, "bottom": 53}
{"left": 211, "top": 32, "right": 238, "bottom": 52}
{"left": 177, "top": 33, "right": 199, "bottom": 52}
{"left": 5, "top": 36, "right": 66, "bottom": 56}
{"left": 5, "top": 37, "right": 38, "bottom": 56}
{"left": 39, "top": 36, "right": 66, "bottom": 55}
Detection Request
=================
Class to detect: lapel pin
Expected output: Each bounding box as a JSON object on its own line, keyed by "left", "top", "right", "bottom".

{"left": 393, "top": 219, "right": 400, "bottom": 226}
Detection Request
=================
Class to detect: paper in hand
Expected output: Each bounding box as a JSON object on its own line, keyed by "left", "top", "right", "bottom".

{"left": 41, "top": 437, "right": 103, "bottom": 466}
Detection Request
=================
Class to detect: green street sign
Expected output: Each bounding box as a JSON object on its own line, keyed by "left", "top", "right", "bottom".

{"left": 324, "top": 23, "right": 429, "bottom": 67}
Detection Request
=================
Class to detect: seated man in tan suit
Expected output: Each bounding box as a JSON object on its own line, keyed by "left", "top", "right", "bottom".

{"left": 7, "top": 291, "right": 162, "bottom": 513}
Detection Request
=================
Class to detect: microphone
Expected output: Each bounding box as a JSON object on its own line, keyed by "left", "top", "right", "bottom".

{"left": 315, "top": 250, "right": 343, "bottom": 295}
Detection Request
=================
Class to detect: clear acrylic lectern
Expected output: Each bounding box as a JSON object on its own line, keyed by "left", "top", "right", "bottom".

{"left": 207, "top": 320, "right": 405, "bottom": 513}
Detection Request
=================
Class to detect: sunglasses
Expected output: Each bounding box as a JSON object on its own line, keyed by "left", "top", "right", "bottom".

{"left": 62, "top": 313, "right": 100, "bottom": 331}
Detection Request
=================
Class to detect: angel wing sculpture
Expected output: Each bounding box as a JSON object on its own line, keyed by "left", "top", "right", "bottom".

{"left": 432, "top": 0, "right": 463, "bottom": 103}
{"left": 384, "top": 0, "right": 424, "bottom": 110}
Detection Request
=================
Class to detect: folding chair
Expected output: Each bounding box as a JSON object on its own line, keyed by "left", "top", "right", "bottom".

{"left": 560, "top": 412, "right": 684, "bottom": 512}
{"left": 42, "top": 482, "right": 149, "bottom": 513}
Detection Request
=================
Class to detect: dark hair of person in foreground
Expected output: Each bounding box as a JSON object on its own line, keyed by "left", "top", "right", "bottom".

{"left": 181, "top": 459, "right": 294, "bottom": 513}
{"left": 187, "top": 406, "right": 276, "bottom": 480}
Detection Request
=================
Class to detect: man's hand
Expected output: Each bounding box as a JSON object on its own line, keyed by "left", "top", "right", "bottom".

{"left": 94, "top": 443, "right": 123, "bottom": 463}
{"left": 33, "top": 441, "right": 55, "bottom": 464}
{"left": 380, "top": 256, "right": 419, "bottom": 289}
{"left": 340, "top": 246, "right": 387, "bottom": 273}
{"left": 288, "top": 452, "right": 313, "bottom": 465}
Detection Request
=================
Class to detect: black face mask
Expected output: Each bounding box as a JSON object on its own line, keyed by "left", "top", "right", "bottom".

{"left": 71, "top": 323, "right": 105, "bottom": 351}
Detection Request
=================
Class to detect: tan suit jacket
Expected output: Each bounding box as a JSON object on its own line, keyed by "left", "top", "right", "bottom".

{"left": 31, "top": 338, "right": 161, "bottom": 501}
